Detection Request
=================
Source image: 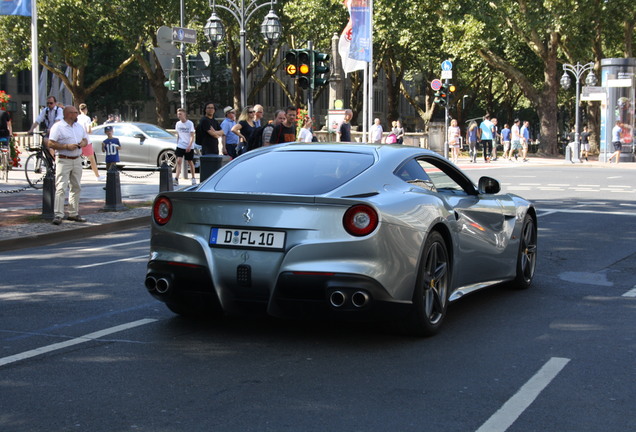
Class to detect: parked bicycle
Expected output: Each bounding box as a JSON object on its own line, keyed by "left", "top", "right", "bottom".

{"left": 0, "top": 137, "right": 9, "bottom": 182}
{"left": 24, "top": 132, "right": 55, "bottom": 189}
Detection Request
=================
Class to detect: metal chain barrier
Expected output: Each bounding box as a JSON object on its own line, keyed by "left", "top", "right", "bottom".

{"left": 118, "top": 168, "right": 159, "bottom": 179}
{"left": 0, "top": 184, "right": 34, "bottom": 194}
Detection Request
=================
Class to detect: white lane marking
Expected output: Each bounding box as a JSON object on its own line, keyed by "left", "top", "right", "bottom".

{"left": 537, "top": 210, "right": 558, "bottom": 217}
{"left": 623, "top": 286, "right": 636, "bottom": 298}
{"left": 82, "top": 239, "right": 149, "bottom": 252}
{"left": 475, "top": 357, "right": 570, "bottom": 432}
{"left": 0, "top": 318, "right": 157, "bottom": 367}
{"left": 537, "top": 209, "right": 636, "bottom": 217}
{"left": 74, "top": 254, "right": 148, "bottom": 269}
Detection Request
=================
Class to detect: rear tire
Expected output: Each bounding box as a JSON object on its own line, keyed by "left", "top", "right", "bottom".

{"left": 403, "top": 231, "right": 451, "bottom": 337}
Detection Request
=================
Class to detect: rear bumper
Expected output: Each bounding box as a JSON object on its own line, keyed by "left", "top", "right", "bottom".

{"left": 145, "top": 261, "right": 411, "bottom": 321}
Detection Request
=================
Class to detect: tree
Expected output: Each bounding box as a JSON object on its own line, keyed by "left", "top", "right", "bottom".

{"left": 0, "top": 0, "right": 140, "bottom": 105}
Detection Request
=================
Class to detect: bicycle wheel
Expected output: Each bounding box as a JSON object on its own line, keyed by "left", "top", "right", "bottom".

{"left": 24, "top": 153, "right": 51, "bottom": 189}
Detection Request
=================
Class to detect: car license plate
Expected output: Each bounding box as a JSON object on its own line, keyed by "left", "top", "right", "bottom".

{"left": 210, "top": 227, "right": 286, "bottom": 250}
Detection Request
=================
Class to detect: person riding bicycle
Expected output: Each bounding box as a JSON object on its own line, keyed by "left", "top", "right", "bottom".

{"left": 27, "top": 95, "right": 63, "bottom": 155}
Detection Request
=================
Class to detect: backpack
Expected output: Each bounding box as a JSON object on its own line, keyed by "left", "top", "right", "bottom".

{"left": 243, "top": 124, "right": 273, "bottom": 153}
{"left": 386, "top": 133, "right": 397, "bottom": 144}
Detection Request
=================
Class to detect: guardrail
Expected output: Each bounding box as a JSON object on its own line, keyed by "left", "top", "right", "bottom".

{"left": 313, "top": 131, "right": 430, "bottom": 148}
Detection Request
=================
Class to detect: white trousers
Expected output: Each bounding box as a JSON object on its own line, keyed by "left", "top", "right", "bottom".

{"left": 54, "top": 157, "right": 83, "bottom": 218}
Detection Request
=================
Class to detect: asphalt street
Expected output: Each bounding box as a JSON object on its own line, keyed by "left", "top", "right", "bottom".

{"left": 0, "top": 160, "right": 635, "bottom": 431}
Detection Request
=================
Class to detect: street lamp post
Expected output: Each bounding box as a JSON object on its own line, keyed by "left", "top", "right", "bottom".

{"left": 204, "top": 0, "right": 282, "bottom": 109}
{"left": 560, "top": 61, "right": 597, "bottom": 163}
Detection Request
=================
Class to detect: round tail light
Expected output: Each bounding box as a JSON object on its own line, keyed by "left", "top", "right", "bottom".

{"left": 343, "top": 204, "right": 378, "bottom": 237}
{"left": 153, "top": 196, "right": 173, "bottom": 225}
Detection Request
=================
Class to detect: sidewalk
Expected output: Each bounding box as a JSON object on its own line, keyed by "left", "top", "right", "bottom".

{"left": 0, "top": 167, "right": 163, "bottom": 251}
{"left": 0, "top": 153, "right": 633, "bottom": 252}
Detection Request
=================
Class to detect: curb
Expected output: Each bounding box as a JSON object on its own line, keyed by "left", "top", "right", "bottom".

{"left": 0, "top": 216, "right": 150, "bottom": 252}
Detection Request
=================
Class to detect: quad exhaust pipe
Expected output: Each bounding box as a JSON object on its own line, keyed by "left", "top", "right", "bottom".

{"left": 351, "top": 291, "right": 370, "bottom": 308}
{"left": 329, "top": 290, "right": 370, "bottom": 308}
{"left": 329, "top": 290, "right": 347, "bottom": 308}
{"left": 145, "top": 276, "right": 172, "bottom": 294}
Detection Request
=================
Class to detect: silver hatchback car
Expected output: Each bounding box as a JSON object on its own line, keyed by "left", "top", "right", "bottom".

{"left": 90, "top": 122, "right": 199, "bottom": 169}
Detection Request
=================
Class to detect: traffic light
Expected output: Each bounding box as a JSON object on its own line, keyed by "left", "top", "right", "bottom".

{"left": 434, "top": 88, "right": 447, "bottom": 107}
{"left": 312, "top": 51, "right": 330, "bottom": 88}
{"left": 163, "top": 67, "right": 180, "bottom": 92}
{"left": 285, "top": 49, "right": 299, "bottom": 77}
{"left": 297, "top": 49, "right": 311, "bottom": 89}
{"left": 444, "top": 83, "right": 456, "bottom": 106}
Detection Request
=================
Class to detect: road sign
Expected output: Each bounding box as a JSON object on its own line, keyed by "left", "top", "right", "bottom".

{"left": 581, "top": 86, "right": 606, "bottom": 101}
{"left": 441, "top": 70, "right": 452, "bottom": 79}
{"left": 157, "top": 26, "right": 178, "bottom": 54}
{"left": 431, "top": 79, "right": 442, "bottom": 91}
{"left": 441, "top": 60, "right": 453, "bottom": 71}
{"left": 172, "top": 27, "right": 197, "bottom": 44}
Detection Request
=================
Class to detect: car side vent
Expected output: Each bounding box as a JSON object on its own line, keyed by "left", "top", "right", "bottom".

{"left": 237, "top": 264, "right": 251, "bottom": 286}
{"left": 342, "top": 192, "right": 379, "bottom": 198}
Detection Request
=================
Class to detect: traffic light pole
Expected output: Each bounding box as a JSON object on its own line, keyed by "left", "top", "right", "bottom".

{"left": 443, "top": 79, "right": 449, "bottom": 160}
{"left": 179, "top": 0, "right": 186, "bottom": 110}
{"left": 307, "top": 41, "right": 314, "bottom": 121}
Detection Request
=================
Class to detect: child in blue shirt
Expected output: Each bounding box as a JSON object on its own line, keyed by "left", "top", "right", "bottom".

{"left": 102, "top": 126, "right": 121, "bottom": 171}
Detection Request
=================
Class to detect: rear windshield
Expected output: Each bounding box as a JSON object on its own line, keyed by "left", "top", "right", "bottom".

{"left": 209, "top": 151, "right": 374, "bottom": 195}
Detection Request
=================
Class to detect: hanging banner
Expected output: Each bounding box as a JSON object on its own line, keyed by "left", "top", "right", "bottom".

{"left": 0, "top": 0, "right": 32, "bottom": 16}
{"left": 349, "top": 0, "right": 371, "bottom": 62}
{"left": 338, "top": 0, "right": 369, "bottom": 73}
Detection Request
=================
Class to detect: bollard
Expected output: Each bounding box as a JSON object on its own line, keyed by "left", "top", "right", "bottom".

{"left": 159, "top": 162, "right": 174, "bottom": 192}
{"left": 102, "top": 166, "right": 127, "bottom": 211}
{"left": 41, "top": 168, "right": 55, "bottom": 220}
{"left": 199, "top": 154, "right": 230, "bottom": 182}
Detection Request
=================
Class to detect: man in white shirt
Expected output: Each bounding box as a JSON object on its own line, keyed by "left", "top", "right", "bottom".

{"left": 48, "top": 106, "right": 89, "bottom": 225}
{"left": 28, "top": 96, "right": 63, "bottom": 155}
{"left": 370, "top": 118, "right": 383, "bottom": 143}
{"left": 174, "top": 108, "right": 196, "bottom": 185}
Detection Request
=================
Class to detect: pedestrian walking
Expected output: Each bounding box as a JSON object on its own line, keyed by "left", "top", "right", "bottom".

{"left": 510, "top": 119, "right": 522, "bottom": 161}
{"left": 491, "top": 118, "right": 500, "bottom": 161}
{"left": 448, "top": 119, "right": 461, "bottom": 164}
{"left": 608, "top": 120, "right": 623, "bottom": 164}
{"left": 501, "top": 123, "right": 511, "bottom": 159}
{"left": 48, "top": 105, "right": 89, "bottom": 225}
{"left": 479, "top": 114, "right": 494, "bottom": 162}
{"left": 174, "top": 108, "right": 196, "bottom": 185}
{"left": 466, "top": 121, "right": 479, "bottom": 163}
{"left": 77, "top": 103, "right": 104, "bottom": 181}
{"left": 520, "top": 120, "right": 530, "bottom": 162}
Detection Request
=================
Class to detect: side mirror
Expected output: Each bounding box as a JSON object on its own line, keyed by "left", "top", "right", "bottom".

{"left": 134, "top": 133, "right": 146, "bottom": 143}
{"left": 478, "top": 176, "right": 501, "bottom": 194}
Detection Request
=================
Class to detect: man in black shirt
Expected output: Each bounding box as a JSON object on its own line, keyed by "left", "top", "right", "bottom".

{"left": 196, "top": 102, "right": 224, "bottom": 155}
{"left": 271, "top": 106, "right": 298, "bottom": 144}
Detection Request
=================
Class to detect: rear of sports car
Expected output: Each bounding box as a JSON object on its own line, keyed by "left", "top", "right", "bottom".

{"left": 145, "top": 146, "right": 421, "bottom": 320}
